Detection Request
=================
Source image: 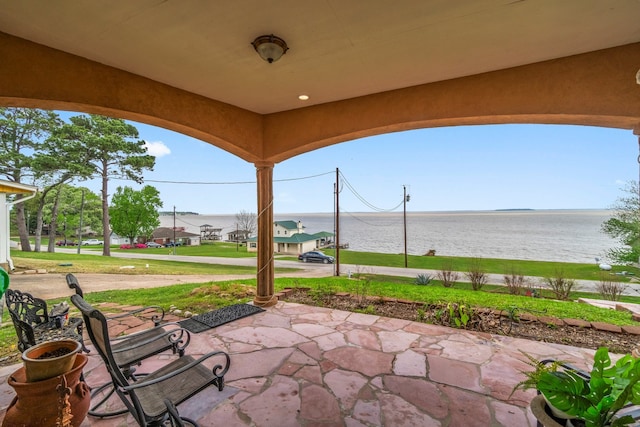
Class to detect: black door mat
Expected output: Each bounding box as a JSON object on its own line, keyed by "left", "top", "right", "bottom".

{"left": 178, "top": 304, "right": 265, "bottom": 333}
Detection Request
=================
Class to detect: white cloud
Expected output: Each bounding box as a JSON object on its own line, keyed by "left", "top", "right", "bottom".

{"left": 144, "top": 141, "right": 171, "bottom": 157}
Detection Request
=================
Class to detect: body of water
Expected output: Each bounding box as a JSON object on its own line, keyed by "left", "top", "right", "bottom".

{"left": 160, "top": 209, "right": 617, "bottom": 263}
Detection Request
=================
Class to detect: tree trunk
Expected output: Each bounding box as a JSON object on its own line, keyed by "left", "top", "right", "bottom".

{"left": 101, "top": 171, "right": 110, "bottom": 256}
{"left": 34, "top": 193, "right": 47, "bottom": 252}
{"left": 47, "top": 193, "right": 61, "bottom": 252}
{"left": 14, "top": 195, "right": 32, "bottom": 252}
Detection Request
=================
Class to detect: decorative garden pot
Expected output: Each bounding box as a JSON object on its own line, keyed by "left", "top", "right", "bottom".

{"left": 530, "top": 394, "right": 572, "bottom": 427}
{"left": 20, "top": 339, "right": 81, "bottom": 383}
{"left": 3, "top": 353, "right": 90, "bottom": 427}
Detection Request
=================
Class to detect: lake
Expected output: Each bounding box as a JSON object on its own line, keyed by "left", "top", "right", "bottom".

{"left": 160, "top": 209, "right": 617, "bottom": 263}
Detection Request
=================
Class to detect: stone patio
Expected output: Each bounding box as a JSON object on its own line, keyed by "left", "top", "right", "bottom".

{"left": 0, "top": 301, "right": 601, "bottom": 426}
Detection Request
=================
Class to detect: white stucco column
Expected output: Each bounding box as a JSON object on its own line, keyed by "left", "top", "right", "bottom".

{"left": 0, "top": 193, "right": 8, "bottom": 271}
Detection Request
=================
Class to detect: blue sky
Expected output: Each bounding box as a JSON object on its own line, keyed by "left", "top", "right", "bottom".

{"left": 77, "top": 117, "right": 638, "bottom": 215}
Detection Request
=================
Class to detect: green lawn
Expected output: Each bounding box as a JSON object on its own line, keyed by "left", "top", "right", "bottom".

{"left": 287, "top": 249, "right": 640, "bottom": 282}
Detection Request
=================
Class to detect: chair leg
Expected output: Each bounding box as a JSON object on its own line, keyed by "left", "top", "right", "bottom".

{"left": 164, "top": 399, "right": 198, "bottom": 427}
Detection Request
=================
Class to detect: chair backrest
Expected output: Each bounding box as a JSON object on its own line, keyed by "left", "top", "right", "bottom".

{"left": 5, "top": 288, "right": 49, "bottom": 325}
{"left": 66, "top": 273, "right": 83, "bottom": 297}
{"left": 5, "top": 288, "right": 50, "bottom": 351}
{"left": 70, "top": 294, "right": 131, "bottom": 388}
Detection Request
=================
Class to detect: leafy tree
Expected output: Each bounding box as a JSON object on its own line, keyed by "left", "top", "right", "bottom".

{"left": 32, "top": 126, "right": 96, "bottom": 251}
{"left": 54, "top": 115, "right": 155, "bottom": 256}
{"left": 601, "top": 181, "right": 640, "bottom": 264}
{"left": 0, "top": 107, "right": 61, "bottom": 250}
{"left": 109, "top": 185, "right": 162, "bottom": 244}
{"left": 48, "top": 185, "right": 102, "bottom": 250}
{"left": 235, "top": 210, "right": 257, "bottom": 236}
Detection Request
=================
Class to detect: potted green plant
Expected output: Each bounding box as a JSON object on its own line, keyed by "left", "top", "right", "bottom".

{"left": 517, "top": 347, "right": 640, "bottom": 427}
{"left": 511, "top": 352, "right": 574, "bottom": 421}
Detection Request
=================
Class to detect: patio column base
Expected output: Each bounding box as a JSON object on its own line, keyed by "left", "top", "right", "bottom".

{"left": 253, "top": 294, "right": 278, "bottom": 307}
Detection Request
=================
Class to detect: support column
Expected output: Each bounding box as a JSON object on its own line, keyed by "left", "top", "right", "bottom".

{"left": 253, "top": 162, "right": 277, "bottom": 307}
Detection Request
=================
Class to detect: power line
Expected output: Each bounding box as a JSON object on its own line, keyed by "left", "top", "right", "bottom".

{"left": 338, "top": 170, "right": 404, "bottom": 212}
{"left": 113, "top": 170, "right": 335, "bottom": 185}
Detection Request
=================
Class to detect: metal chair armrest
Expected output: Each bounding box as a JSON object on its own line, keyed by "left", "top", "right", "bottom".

{"left": 122, "top": 350, "right": 230, "bottom": 391}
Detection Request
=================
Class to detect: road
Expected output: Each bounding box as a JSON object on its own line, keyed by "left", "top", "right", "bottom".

{"left": 9, "top": 248, "right": 640, "bottom": 299}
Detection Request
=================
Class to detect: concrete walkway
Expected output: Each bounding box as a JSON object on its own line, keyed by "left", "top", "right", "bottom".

{"left": 0, "top": 300, "right": 600, "bottom": 426}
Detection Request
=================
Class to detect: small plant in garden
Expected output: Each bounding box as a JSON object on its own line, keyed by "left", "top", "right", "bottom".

{"left": 361, "top": 305, "right": 376, "bottom": 315}
{"left": 350, "top": 274, "right": 372, "bottom": 305}
{"left": 416, "top": 307, "right": 426, "bottom": 322}
{"left": 447, "top": 302, "right": 473, "bottom": 328}
{"left": 437, "top": 260, "right": 459, "bottom": 288}
{"left": 595, "top": 273, "right": 627, "bottom": 301}
{"left": 542, "top": 269, "right": 578, "bottom": 300}
{"left": 310, "top": 282, "right": 336, "bottom": 303}
{"left": 503, "top": 269, "right": 528, "bottom": 295}
{"left": 465, "top": 258, "right": 488, "bottom": 291}
{"left": 414, "top": 273, "right": 432, "bottom": 285}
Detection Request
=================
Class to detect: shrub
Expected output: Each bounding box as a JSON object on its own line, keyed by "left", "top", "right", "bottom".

{"left": 504, "top": 270, "right": 528, "bottom": 295}
{"left": 595, "top": 273, "right": 627, "bottom": 301}
{"left": 465, "top": 258, "right": 488, "bottom": 291}
{"left": 541, "top": 270, "right": 578, "bottom": 300}
{"left": 437, "top": 261, "right": 459, "bottom": 288}
{"left": 414, "top": 273, "right": 432, "bottom": 285}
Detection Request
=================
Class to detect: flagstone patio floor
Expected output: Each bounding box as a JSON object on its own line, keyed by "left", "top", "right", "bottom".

{"left": 0, "top": 301, "right": 603, "bottom": 426}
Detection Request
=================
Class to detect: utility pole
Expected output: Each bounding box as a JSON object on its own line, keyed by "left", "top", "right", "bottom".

{"left": 173, "top": 206, "right": 177, "bottom": 255}
{"left": 335, "top": 168, "right": 340, "bottom": 277}
{"left": 403, "top": 185, "right": 410, "bottom": 268}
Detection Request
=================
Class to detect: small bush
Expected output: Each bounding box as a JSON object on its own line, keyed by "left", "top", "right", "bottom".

{"left": 541, "top": 270, "right": 578, "bottom": 300}
{"left": 596, "top": 273, "right": 627, "bottom": 301}
{"left": 414, "top": 273, "right": 432, "bottom": 285}
{"left": 465, "top": 258, "right": 488, "bottom": 291}
{"left": 437, "top": 261, "right": 459, "bottom": 288}
{"left": 504, "top": 270, "right": 528, "bottom": 295}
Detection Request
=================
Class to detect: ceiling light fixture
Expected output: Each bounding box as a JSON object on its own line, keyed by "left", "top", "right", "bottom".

{"left": 251, "top": 34, "right": 289, "bottom": 63}
{"left": 298, "top": 95, "right": 309, "bottom": 101}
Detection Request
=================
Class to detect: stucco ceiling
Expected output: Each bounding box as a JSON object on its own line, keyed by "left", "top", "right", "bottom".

{"left": 1, "top": 0, "right": 639, "bottom": 114}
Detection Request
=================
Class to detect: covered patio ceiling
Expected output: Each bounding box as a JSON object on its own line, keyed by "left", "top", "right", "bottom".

{"left": 1, "top": 1, "right": 639, "bottom": 115}
{"left": 1, "top": 1, "right": 640, "bottom": 306}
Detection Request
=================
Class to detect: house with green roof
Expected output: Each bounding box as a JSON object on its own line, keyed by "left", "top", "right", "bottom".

{"left": 247, "top": 220, "right": 334, "bottom": 255}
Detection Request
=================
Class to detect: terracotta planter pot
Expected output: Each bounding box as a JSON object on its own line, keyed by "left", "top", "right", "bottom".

{"left": 3, "top": 354, "right": 90, "bottom": 427}
{"left": 21, "top": 339, "right": 81, "bottom": 382}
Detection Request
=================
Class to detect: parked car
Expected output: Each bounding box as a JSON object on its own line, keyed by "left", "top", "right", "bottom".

{"left": 81, "top": 239, "right": 103, "bottom": 246}
{"left": 298, "top": 251, "right": 334, "bottom": 264}
{"left": 146, "top": 242, "right": 162, "bottom": 248}
{"left": 56, "top": 240, "right": 77, "bottom": 246}
{"left": 164, "top": 242, "right": 182, "bottom": 247}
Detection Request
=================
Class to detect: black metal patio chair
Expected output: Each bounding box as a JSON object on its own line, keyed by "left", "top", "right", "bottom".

{"left": 66, "top": 274, "right": 196, "bottom": 418}
{"left": 71, "top": 294, "right": 230, "bottom": 426}
{"left": 4, "top": 288, "right": 87, "bottom": 353}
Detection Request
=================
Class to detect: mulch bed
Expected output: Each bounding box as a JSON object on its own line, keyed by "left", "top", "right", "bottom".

{"left": 281, "top": 288, "right": 639, "bottom": 354}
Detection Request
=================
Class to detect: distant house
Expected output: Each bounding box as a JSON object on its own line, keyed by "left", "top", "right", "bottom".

{"left": 227, "top": 229, "right": 252, "bottom": 243}
{"left": 151, "top": 227, "right": 201, "bottom": 246}
{"left": 109, "top": 232, "right": 131, "bottom": 246}
{"left": 200, "top": 224, "right": 222, "bottom": 241}
{"left": 246, "top": 220, "right": 334, "bottom": 255}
